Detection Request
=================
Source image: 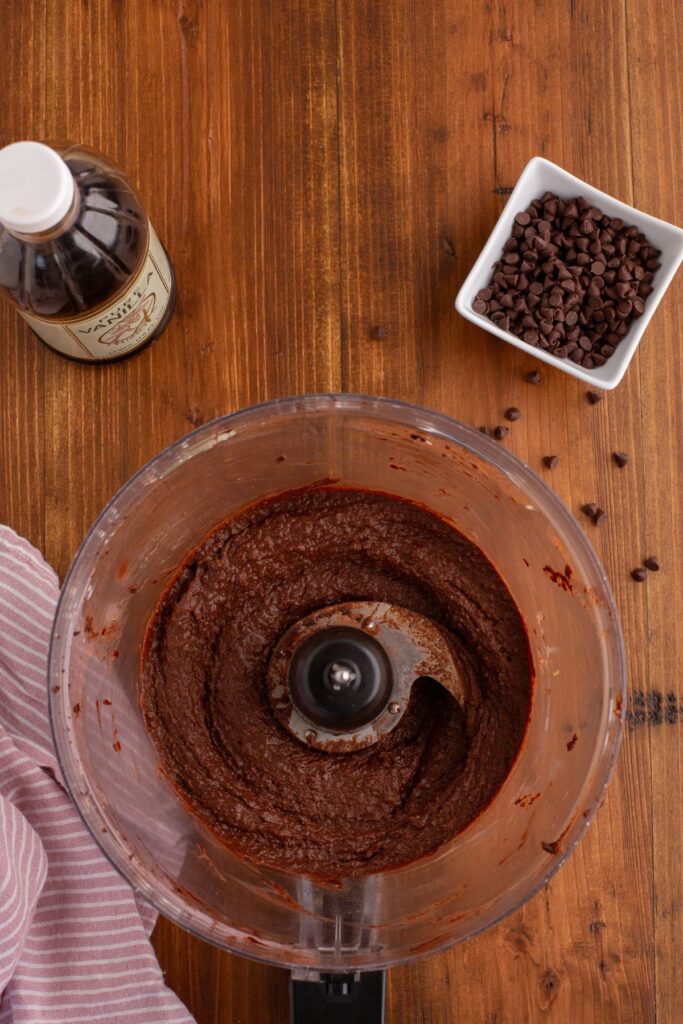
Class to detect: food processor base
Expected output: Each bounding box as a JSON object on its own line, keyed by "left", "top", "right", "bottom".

{"left": 290, "top": 970, "right": 386, "bottom": 1023}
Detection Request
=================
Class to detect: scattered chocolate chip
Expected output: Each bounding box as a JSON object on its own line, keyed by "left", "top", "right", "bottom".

{"left": 594, "top": 508, "right": 608, "bottom": 526}
{"left": 505, "top": 406, "right": 521, "bottom": 421}
{"left": 440, "top": 235, "right": 457, "bottom": 257}
{"left": 581, "top": 503, "right": 599, "bottom": 519}
{"left": 543, "top": 455, "right": 560, "bottom": 469}
{"left": 644, "top": 556, "right": 660, "bottom": 571}
{"left": 493, "top": 425, "right": 509, "bottom": 440}
{"left": 524, "top": 369, "right": 542, "bottom": 384}
{"left": 586, "top": 390, "right": 603, "bottom": 404}
{"left": 371, "top": 325, "right": 388, "bottom": 340}
{"left": 631, "top": 568, "right": 647, "bottom": 582}
{"left": 612, "top": 451, "right": 629, "bottom": 468}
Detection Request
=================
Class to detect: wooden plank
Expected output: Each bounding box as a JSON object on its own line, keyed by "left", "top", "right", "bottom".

{"left": 0, "top": 1, "right": 47, "bottom": 551}
{"left": 151, "top": 922, "right": 290, "bottom": 1024}
{"left": 625, "top": 2, "right": 683, "bottom": 1022}
{"left": 39, "top": 0, "right": 341, "bottom": 581}
{"left": 337, "top": 0, "right": 659, "bottom": 1020}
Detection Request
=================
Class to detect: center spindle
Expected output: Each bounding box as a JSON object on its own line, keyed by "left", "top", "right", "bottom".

{"left": 288, "top": 626, "right": 392, "bottom": 732}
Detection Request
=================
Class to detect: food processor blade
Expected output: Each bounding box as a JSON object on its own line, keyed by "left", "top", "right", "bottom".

{"left": 267, "top": 600, "right": 474, "bottom": 752}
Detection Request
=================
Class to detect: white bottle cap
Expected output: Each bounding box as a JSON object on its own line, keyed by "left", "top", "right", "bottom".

{"left": 0, "top": 141, "right": 76, "bottom": 234}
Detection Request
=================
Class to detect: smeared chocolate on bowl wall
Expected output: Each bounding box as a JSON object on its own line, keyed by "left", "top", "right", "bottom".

{"left": 141, "top": 486, "right": 533, "bottom": 878}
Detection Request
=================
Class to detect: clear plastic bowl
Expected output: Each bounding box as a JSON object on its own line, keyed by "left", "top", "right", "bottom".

{"left": 49, "top": 394, "right": 625, "bottom": 972}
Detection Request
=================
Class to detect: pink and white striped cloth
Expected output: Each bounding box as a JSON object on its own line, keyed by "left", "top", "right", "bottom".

{"left": 0, "top": 526, "right": 195, "bottom": 1024}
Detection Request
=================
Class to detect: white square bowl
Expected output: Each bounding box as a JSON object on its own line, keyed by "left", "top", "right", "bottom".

{"left": 455, "top": 156, "right": 683, "bottom": 390}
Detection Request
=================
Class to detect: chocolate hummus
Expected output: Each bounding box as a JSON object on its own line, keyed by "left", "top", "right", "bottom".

{"left": 141, "top": 486, "right": 532, "bottom": 877}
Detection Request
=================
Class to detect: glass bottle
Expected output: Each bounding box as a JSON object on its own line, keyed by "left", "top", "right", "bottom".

{"left": 0, "top": 141, "right": 176, "bottom": 362}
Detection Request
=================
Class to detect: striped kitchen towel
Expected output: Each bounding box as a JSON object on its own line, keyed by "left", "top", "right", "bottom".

{"left": 0, "top": 526, "right": 195, "bottom": 1024}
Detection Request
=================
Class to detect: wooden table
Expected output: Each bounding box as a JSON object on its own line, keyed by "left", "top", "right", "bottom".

{"left": 1, "top": 2, "right": 681, "bottom": 1021}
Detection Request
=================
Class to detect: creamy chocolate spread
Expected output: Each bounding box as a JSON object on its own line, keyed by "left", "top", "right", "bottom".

{"left": 141, "top": 486, "right": 532, "bottom": 877}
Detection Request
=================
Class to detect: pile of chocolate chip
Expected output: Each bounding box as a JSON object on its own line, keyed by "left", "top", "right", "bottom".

{"left": 473, "top": 192, "right": 661, "bottom": 369}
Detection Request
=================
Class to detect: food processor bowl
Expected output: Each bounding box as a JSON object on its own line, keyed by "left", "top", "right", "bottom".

{"left": 49, "top": 394, "right": 625, "bottom": 977}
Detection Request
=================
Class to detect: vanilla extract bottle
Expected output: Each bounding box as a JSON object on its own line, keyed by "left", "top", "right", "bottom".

{"left": 0, "top": 141, "right": 175, "bottom": 362}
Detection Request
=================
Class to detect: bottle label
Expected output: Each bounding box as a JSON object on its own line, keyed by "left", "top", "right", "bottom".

{"left": 19, "top": 222, "right": 173, "bottom": 360}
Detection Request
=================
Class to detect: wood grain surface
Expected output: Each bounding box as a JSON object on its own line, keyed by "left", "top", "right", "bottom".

{"left": 1, "top": 1, "right": 681, "bottom": 1021}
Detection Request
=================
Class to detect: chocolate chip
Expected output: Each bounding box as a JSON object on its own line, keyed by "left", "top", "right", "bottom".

{"left": 505, "top": 407, "right": 521, "bottom": 421}
{"left": 441, "top": 236, "right": 457, "bottom": 257}
{"left": 479, "top": 426, "right": 493, "bottom": 437}
{"left": 586, "top": 390, "right": 603, "bottom": 404}
{"left": 493, "top": 425, "right": 509, "bottom": 440}
{"left": 371, "top": 325, "right": 388, "bottom": 339}
{"left": 581, "top": 503, "right": 599, "bottom": 518}
{"left": 543, "top": 455, "right": 560, "bottom": 469}
{"left": 476, "top": 195, "right": 659, "bottom": 370}
{"left": 644, "top": 556, "right": 660, "bottom": 571}
{"left": 473, "top": 299, "right": 488, "bottom": 314}
{"left": 593, "top": 508, "right": 608, "bottom": 526}
{"left": 631, "top": 568, "right": 647, "bottom": 582}
{"left": 524, "top": 370, "right": 542, "bottom": 384}
{"left": 612, "top": 451, "right": 629, "bottom": 468}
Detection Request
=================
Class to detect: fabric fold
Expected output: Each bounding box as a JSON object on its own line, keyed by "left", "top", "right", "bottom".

{"left": 0, "top": 526, "right": 194, "bottom": 1024}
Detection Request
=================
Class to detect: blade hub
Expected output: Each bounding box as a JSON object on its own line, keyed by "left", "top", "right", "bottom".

{"left": 267, "top": 601, "right": 474, "bottom": 752}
